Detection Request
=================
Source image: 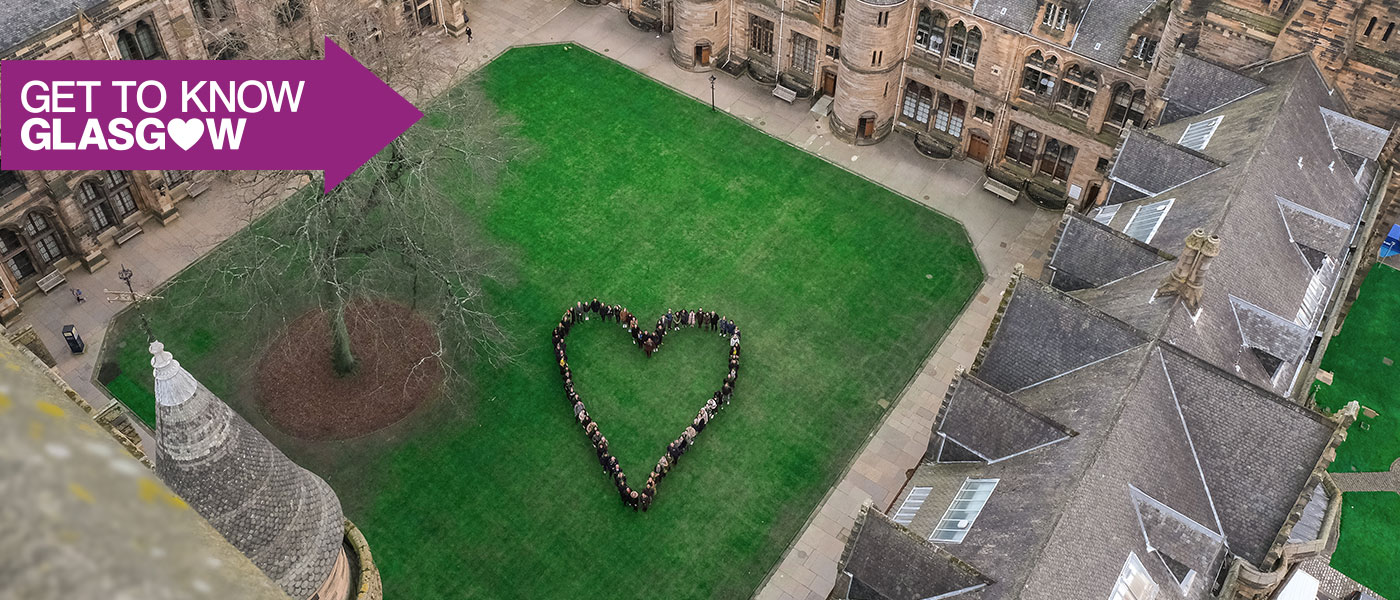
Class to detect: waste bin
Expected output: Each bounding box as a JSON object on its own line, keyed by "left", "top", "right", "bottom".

{"left": 62, "top": 325, "right": 85, "bottom": 355}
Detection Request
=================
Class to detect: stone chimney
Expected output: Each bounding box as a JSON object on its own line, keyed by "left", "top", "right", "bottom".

{"left": 1156, "top": 228, "right": 1221, "bottom": 313}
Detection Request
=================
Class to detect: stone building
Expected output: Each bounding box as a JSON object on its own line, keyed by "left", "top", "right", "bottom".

{"left": 606, "top": 0, "right": 1399, "bottom": 213}
{"left": 846, "top": 53, "right": 1377, "bottom": 600}
{"left": 150, "top": 339, "right": 354, "bottom": 600}
{"left": 0, "top": 0, "right": 467, "bottom": 322}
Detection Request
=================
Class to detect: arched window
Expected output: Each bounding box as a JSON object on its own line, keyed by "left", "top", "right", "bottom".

{"left": 1020, "top": 51, "right": 1058, "bottom": 98}
{"left": 1058, "top": 65, "right": 1099, "bottom": 115}
{"left": 78, "top": 171, "right": 138, "bottom": 232}
{"left": 902, "top": 80, "right": 935, "bottom": 124}
{"left": 0, "top": 229, "right": 36, "bottom": 282}
{"left": 1038, "top": 138, "right": 1077, "bottom": 180}
{"left": 1385, "top": 22, "right": 1395, "bottom": 42}
{"left": 116, "top": 19, "right": 166, "bottom": 60}
{"left": 1365, "top": 17, "right": 1377, "bottom": 36}
{"left": 21, "top": 213, "right": 64, "bottom": 265}
{"left": 949, "top": 23, "right": 968, "bottom": 62}
{"left": 934, "top": 95, "right": 966, "bottom": 137}
{"left": 1005, "top": 123, "right": 1041, "bottom": 166}
{"left": 964, "top": 28, "right": 982, "bottom": 67}
{"left": 1106, "top": 84, "right": 1147, "bottom": 131}
{"left": 915, "top": 10, "right": 948, "bottom": 54}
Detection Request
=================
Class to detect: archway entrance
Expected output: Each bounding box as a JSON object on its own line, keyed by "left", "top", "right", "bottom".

{"left": 967, "top": 133, "right": 990, "bottom": 163}
{"left": 695, "top": 43, "right": 712, "bottom": 67}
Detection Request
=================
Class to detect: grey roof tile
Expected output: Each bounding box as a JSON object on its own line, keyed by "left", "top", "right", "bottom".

{"left": 1049, "top": 213, "right": 1171, "bottom": 292}
{"left": 1320, "top": 107, "right": 1390, "bottom": 160}
{"left": 0, "top": 0, "right": 104, "bottom": 55}
{"left": 972, "top": 0, "right": 1039, "bottom": 32}
{"left": 837, "top": 506, "right": 992, "bottom": 600}
{"left": 976, "top": 278, "right": 1150, "bottom": 393}
{"left": 1229, "top": 295, "right": 1311, "bottom": 363}
{"left": 1161, "top": 55, "right": 1266, "bottom": 123}
{"left": 936, "top": 375, "right": 1075, "bottom": 463}
{"left": 1069, "top": 0, "right": 1158, "bottom": 66}
{"left": 1109, "top": 131, "right": 1224, "bottom": 196}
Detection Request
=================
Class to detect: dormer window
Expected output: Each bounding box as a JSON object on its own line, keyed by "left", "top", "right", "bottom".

{"left": 1043, "top": 2, "right": 1069, "bottom": 30}
{"left": 929, "top": 478, "right": 998, "bottom": 543}
{"left": 1132, "top": 35, "right": 1159, "bottom": 63}
{"left": 1110, "top": 552, "right": 1158, "bottom": 600}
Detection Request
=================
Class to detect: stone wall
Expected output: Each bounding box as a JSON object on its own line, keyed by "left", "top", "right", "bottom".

{"left": 672, "top": 0, "right": 733, "bottom": 70}
{"left": 831, "top": 0, "right": 912, "bottom": 143}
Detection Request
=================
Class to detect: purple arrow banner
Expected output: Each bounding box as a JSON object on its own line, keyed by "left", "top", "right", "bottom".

{"left": 1, "top": 38, "right": 422, "bottom": 192}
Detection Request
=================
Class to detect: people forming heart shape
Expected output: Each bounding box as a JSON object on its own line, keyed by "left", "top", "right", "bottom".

{"left": 552, "top": 299, "right": 742, "bottom": 511}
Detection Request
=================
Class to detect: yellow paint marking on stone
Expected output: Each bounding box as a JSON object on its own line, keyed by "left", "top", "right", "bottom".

{"left": 29, "top": 420, "right": 43, "bottom": 440}
{"left": 36, "top": 401, "right": 67, "bottom": 419}
{"left": 69, "top": 482, "right": 95, "bottom": 504}
{"left": 0, "top": 394, "right": 11, "bottom": 414}
{"left": 77, "top": 422, "right": 98, "bottom": 433}
{"left": 137, "top": 478, "right": 189, "bottom": 509}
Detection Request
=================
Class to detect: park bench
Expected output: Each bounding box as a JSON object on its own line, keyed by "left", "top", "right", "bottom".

{"left": 772, "top": 84, "right": 798, "bottom": 104}
{"left": 983, "top": 177, "right": 1020, "bottom": 203}
{"left": 36, "top": 269, "right": 66, "bottom": 294}
{"left": 114, "top": 223, "right": 144, "bottom": 246}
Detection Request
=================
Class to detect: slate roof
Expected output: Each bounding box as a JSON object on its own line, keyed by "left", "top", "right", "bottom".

{"left": 1161, "top": 55, "right": 1266, "bottom": 124}
{"left": 1048, "top": 213, "right": 1171, "bottom": 292}
{"left": 0, "top": 0, "right": 104, "bottom": 55}
{"left": 881, "top": 265, "right": 1344, "bottom": 600}
{"left": 151, "top": 342, "right": 345, "bottom": 600}
{"left": 935, "top": 375, "right": 1075, "bottom": 463}
{"left": 833, "top": 505, "right": 992, "bottom": 600}
{"left": 975, "top": 277, "right": 1150, "bottom": 393}
{"left": 1229, "top": 295, "right": 1311, "bottom": 364}
{"left": 1320, "top": 107, "right": 1390, "bottom": 160}
{"left": 972, "top": 0, "right": 1040, "bottom": 33}
{"left": 1095, "top": 54, "right": 1377, "bottom": 394}
{"left": 1108, "top": 131, "right": 1223, "bottom": 199}
{"left": 1069, "top": 0, "right": 1158, "bottom": 66}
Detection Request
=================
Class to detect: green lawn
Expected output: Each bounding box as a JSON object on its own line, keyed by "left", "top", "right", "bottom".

{"left": 102, "top": 45, "right": 982, "bottom": 599}
{"left": 1331, "top": 492, "right": 1400, "bottom": 598}
{"left": 1314, "top": 263, "right": 1400, "bottom": 473}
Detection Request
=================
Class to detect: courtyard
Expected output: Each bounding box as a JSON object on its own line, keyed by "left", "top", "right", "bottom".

{"left": 99, "top": 45, "right": 984, "bottom": 599}
{"left": 1312, "top": 262, "right": 1400, "bottom": 599}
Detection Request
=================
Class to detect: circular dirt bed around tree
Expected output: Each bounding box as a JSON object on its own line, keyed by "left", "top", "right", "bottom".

{"left": 256, "top": 300, "right": 444, "bottom": 441}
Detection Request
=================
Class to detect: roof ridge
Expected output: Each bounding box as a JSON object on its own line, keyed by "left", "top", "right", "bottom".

{"left": 970, "top": 266, "right": 1025, "bottom": 373}
{"left": 957, "top": 373, "right": 1079, "bottom": 438}
{"left": 1154, "top": 341, "right": 1334, "bottom": 428}
{"left": 860, "top": 504, "right": 996, "bottom": 585}
{"left": 1064, "top": 210, "right": 1178, "bottom": 261}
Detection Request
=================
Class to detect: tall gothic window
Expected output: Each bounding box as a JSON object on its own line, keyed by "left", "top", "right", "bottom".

{"left": 1005, "top": 123, "right": 1042, "bottom": 166}
{"left": 902, "top": 80, "right": 935, "bottom": 124}
{"left": 1106, "top": 84, "right": 1147, "bottom": 131}
{"left": 792, "top": 33, "right": 818, "bottom": 74}
{"left": 1042, "top": 2, "right": 1068, "bottom": 30}
{"left": 1132, "top": 35, "right": 1159, "bottom": 63}
{"left": 116, "top": 19, "right": 166, "bottom": 60}
{"left": 1020, "top": 51, "right": 1058, "bottom": 99}
{"left": 22, "top": 213, "right": 64, "bottom": 266}
{"left": 1038, "top": 138, "right": 1077, "bottom": 180}
{"left": 1058, "top": 65, "right": 1098, "bottom": 115}
{"left": 934, "top": 95, "right": 965, "bottom": 138}
{"left": 963, "top": 27, "right": 981, "bottom": 67}
{"left": 915, "top": 10, "right": 947, "bottom": 54}
{"left": 78, "top": 171, "right": 138, "bottom": 232}
{"left": 0, "top": 229, "right": 37, "bottom": 281}
{"left": 194, "top": 0, "right": 235, "bottom": 23}
{"left": 750, "top": 15, "right": 775, "bottom": 55}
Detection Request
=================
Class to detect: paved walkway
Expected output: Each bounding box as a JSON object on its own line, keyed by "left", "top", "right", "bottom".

{"left": 513, "top": 5, "right": 1060, "bottom": 600}
{"left": 11, "top": 5, "right": 1059, "bottom": 600}
{"left": 1331, "top": 457, "right": 1400, "bottom": 494}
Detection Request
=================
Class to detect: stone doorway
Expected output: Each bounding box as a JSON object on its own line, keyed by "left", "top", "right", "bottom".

{"left": 695, "top": 43, "right": 711, "bottom": 67}
{"left": 967, "top": 133, "right": 990, "bottom": 163}
{"left": 821, "top": 69, "right": 837, "bottom": 96}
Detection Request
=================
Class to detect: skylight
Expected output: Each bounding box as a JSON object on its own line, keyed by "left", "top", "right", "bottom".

{"left": 1295, "top": 256, "right": 1335, "bottom": 327}
{"left": 893, "top": 487, "right": 931, "bottom": 525}
{"left": 1124, "top": 198, "right": 1174, "bottom": 243}
{"left": 1092, "top": 204, "right": 1120, "bottom": 225}
{"left": 1179, "top": 116, "right": 1224, "bottom": 151}
{"left": 929, "top": 478, "right": 998, "bottom": 544}
{"left": 1109, "top": 552, "right": 1158, "bottom": 600}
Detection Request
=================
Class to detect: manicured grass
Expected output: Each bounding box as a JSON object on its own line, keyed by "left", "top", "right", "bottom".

{"left": 1331, "top": 492, "right": 1400, "bottom": 599}
{"left": 1314, "top": 263, "right": 1400, "bottom": 473}
{"left": 103, "top": 45, "right": 981, "bottom": 600}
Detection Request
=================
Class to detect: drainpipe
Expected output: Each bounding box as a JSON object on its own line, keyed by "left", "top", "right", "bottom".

{"left": 896, "top": 0, "right": 916, "bottom": 121}
{"left": 777, "top": 5, "right": 785, "bottom": 83}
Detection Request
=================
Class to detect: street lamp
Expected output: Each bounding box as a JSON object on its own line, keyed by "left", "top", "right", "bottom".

{"left": 117, "top": 264, "right": 135, "bottom": 295}
{"left": 709, "top": 75, "right": 717, "bottom": 112}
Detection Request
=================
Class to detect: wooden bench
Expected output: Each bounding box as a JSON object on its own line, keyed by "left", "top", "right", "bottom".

{"left": 772, "top": 85, "right": 798, "bottom": 104}
{"left": 983, "top": 177, "right": 1021, "bottom": 203}
{"left": 36, "top": 270, "right": 66, "bottom": 294}
{"left": 114, "top": 223, "right": 144, "bottom": 246}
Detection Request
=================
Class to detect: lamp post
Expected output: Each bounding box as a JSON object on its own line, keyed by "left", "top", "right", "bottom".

{"left": 709, "top": 75, "right": 717, "bottom": 112}
{"left": 117, "top": 264, "right": 135, "bottom": 295}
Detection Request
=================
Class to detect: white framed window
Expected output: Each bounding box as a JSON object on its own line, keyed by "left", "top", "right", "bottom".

{"left": 1092, "top": 204, "right": 1120, "bottom": 225}
{"left": 1295, "top": 256, "right": 1335, "bottom": 326}
{"left": 893, "top": 487, "right": 932, "bottom": 525}
{"left": 1109, "top": 552, "right": 1158, "bottom": 600}
{"left": 1178, "top": 116, "right": 1223, "bottom": 151}
{"left": 1124, "top": 198, "right": 1174, "bottom": 243}
{"left": 929, "top": 478, "right": 998, "bottom": 543}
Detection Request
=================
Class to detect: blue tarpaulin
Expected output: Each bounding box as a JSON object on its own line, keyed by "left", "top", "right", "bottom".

{"left": 1381, "top": 224, "right": 1400, "bottom": 258}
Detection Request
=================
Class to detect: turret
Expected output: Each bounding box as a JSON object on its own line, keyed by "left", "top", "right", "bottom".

{"left": 831, "top": 0, "right": 913, "bottom": 144}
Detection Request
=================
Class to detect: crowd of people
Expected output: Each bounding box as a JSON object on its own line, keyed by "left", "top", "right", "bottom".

{"left": 553, "top": 298, "right": 742, "bottom": 511}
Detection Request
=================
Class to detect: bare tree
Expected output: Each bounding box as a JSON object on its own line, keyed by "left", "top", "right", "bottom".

{"left": 192, "top": 0, "right": 525, "bottom": 376}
